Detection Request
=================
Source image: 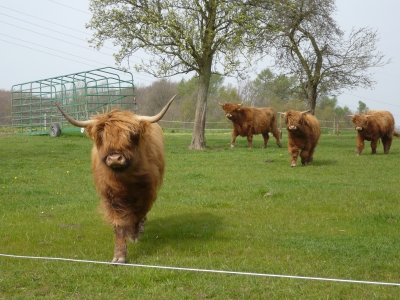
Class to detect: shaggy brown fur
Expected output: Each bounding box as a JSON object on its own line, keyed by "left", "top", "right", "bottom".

{"left": 55, "top": 95, "right": 175, "bottom": 263}
{"left": 350, "top": 110, "right": 400, "bottom": 155}
{"left": 284, "top": 110, "right": 321, "bottom": 167}
{"left": 84, "top": 110, "right": 166, "bottom": 263}
{"left": 220, "top": 103, "right": 282, "bottom": 148}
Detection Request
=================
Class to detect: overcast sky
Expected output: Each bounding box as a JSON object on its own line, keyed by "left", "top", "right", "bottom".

{"left": 1, "top": 0, "right": 399, "bottom": 123}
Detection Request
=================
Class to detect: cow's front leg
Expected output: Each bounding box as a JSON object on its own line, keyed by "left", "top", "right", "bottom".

{"left": 300, "top": 150, "right": 309, "bottom": 166}
{"left": 126, "top": 216, "right": 147, "bottom": 243}
{"left": 289, "top": 147, "right": 299, "bottom": 167}
{"left": 230, "top": 131, "right": 238, "bottom": 148}
{"left": 370, "top": 139, "right": 378, "bottom": 155}
{"left": 308, "top": 146, "right": 316, "bottom": 164}
{"left": 112, "top": 226, "right": 127, "bottom": 263}
{"left": 356, "top": 136, "right": 364, "bottom": 156}
{"left": 247, "top": 134, "right": 253, "bottom": 148}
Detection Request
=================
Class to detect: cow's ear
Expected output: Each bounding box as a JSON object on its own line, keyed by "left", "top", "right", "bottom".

{"left": 139, "top": 120, "right": 150, "bottom": 135}
{"left": 85, "top": 124, "right": 95, "bottom": 140}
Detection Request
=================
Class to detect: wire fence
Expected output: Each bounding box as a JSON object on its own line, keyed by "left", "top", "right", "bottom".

{"left": 1, "top": 117, "right": 400, "bottom": 136}
{"left": 157, "top": 119, "right": 356, "bottom": 132}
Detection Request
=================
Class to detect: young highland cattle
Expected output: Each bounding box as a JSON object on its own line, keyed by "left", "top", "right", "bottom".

{"left": 350, "top": 110, "right": 400, "bottom": 155}
{"left": 220, "top": 102, "right": 282, "bottom": 148}
{"left": 283, "top": 110, "right": 321, "bottom": 167}
{"left": 54, "top": 95, "right": 176, "bottom": 263}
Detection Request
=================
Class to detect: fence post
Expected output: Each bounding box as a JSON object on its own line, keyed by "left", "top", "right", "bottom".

{"left": 336, "top": 115, "right": 339, "bottom": 139}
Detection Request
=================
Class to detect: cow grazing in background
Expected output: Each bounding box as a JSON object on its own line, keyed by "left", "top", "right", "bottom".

{"left": 283, "top": 110, "right": 321, "bottom": 167}
{"left": 350, "top": 110, "right": 400, "bottom": 156}
{"left": 220, "top": 102, "right": 282, "bottom": 149}
{"left": 54, "top": 95, "right": 176, "bottom": 263}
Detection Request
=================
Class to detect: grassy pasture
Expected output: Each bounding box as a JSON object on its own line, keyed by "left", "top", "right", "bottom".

{"left": 0, "top": 130, "right": 400, "bottom": 299}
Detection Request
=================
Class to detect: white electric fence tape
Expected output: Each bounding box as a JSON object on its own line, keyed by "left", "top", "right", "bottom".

{"left": 1, "top": 253, "right": 399, "bottom": 287}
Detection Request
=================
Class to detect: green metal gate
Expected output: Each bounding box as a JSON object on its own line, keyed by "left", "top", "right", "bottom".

{"left": 11, "top": 67, "right": 136, "bottom": 135}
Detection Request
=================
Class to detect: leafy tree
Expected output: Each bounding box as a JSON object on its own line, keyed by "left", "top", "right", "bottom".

{"left": 87, "top": 0, "right": 258, "bottom": 149}
{"left": 334, "top": 105, "right": 352, "bottom": 126}
{"left": 250, "top": 68, "right": 298, "bottom": 106}
{"left": 209, "top": 84, "right": 241, "bottom": 123}
{"left": 357, "top": 101, "right": 369, "bottom": 114}
{"left": 317, "top": 95, "right": 337, "bottom": 111}
{"left": 253, "top": 0, "right": 390, "bottom": 114}
{"left": 177, "top": 74, "right": 226, "bottom": 122}
{"left": 315, "top": 95, "right": 336, "bottom": 124}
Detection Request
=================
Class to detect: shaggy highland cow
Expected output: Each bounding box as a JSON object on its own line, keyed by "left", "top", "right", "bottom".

{"left": 220, "top": 102, "right": 282, "bottom": 148}
{"left": 350, "top": 110, "right": 400, "bottom": 155}
{"left": 54, "top": 95, "right": 176, "bottom": 263}
{"left": 283, "top": 110, "right": 321, "bottom": 167}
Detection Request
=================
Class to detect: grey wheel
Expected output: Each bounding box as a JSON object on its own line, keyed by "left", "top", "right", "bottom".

{"left": 50, "top": 123, "right": 61, "bottom": 137}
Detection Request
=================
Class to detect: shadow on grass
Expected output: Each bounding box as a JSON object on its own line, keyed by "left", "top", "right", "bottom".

{"left": 312, "top": 159, "right": 338, "bottom": 166}
{"left": 131, "top": 212, "right": 222, "bottom": 260}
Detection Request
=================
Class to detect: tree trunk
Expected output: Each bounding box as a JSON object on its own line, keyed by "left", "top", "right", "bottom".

{"left": 189, "top": 66, "right": 212, "bottom": 150}
{"left": 307, "top": 82, "right": 318, "bottom": 115}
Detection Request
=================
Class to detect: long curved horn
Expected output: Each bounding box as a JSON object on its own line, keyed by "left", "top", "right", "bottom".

{"left": 54, "top": 102, "right": 94, "bottom": 128}
{"left": 348, "top": 114, "right": 354, "bottom": 117}
{"left": 137, "top": 94, "right": 177, "bottom": 123}
{"left": 300, "top": 110, "right": 311, "bottom": 114}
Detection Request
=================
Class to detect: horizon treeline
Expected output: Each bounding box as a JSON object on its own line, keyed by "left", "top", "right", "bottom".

{"left": 0, "top": 68, "right": 366, "bottom": 127}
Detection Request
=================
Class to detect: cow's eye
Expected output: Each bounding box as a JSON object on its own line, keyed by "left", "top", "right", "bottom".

{"left": 130, "top": 132, "right": 140, "bottom": 143}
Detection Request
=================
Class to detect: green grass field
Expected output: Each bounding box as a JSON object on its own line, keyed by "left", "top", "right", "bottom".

{"left": 1, "top": 130, "right": 399, "bottom": 299}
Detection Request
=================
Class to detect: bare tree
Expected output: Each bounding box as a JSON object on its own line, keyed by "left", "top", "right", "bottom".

{"left": 87, "top": 0, "right": 258, "bottom": 149}
{"left": 135, "top": 79, "right": 178, "bottom": 117}
{"left": 254, "top": 0, "right": 391, "bottom": 114}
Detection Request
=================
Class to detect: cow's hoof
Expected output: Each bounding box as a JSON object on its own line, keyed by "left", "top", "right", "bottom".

{"left": 127, "top": 236, "right": 140, "bottom": 243}
{"left": 111, "top": 257, "right": 126, "bottom": 264}
{"left": 277, "top": 143, "right": 282, "bottom": 148}
{"left": 230, "top": 145, "right": 235, "bottom": 148}
{"left": 291, "top": 164, "right": 296, "bottom": 167}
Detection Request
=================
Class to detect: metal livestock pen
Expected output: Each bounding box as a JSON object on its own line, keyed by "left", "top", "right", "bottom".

{"left": 11, "top": 67, "right": 136, "bottom": 136}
